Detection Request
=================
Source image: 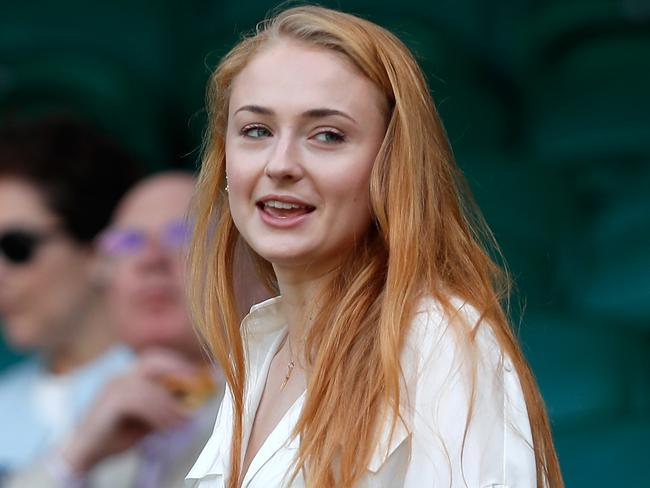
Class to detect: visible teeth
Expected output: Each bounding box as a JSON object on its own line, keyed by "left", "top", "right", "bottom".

{"left": 265, "top": 200, "right": 305, "bottom": 210}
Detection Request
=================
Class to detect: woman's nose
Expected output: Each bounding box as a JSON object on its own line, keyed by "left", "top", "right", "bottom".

{"left": 264, "top": 135, "right": 304, "bottom": 183}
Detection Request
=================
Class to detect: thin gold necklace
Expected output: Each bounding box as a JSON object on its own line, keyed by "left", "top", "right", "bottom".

{"left": 279, "top": 334, "right": 295, "bottom": 391}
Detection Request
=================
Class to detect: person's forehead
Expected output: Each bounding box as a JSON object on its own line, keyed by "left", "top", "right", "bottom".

{"left": 229, "top": 40, "right": 382, "bottom": 116}
{"left": 113, "top": 176, "right": 194, "bottom": 230}
{"left": 0, "top": 177, "right": 57, "bottom": 227}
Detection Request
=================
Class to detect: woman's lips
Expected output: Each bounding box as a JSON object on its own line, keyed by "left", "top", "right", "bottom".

{"left": 256, "top": 201, "right": 315, "bottom": 228}
{"left": 262, "top": 205, "right": 311, "bottom": 218}
{"left": 255, "top": 196, "right": 316, "bottom": 228}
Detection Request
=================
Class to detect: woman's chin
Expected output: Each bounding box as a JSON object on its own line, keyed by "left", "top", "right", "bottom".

{"left": 247, "top": 242, "right": 311, "bottom": 268}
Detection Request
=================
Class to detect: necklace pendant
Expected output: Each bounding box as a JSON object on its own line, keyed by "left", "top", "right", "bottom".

{"left": 280, "top": 360, "right": 295, "bottom": 390}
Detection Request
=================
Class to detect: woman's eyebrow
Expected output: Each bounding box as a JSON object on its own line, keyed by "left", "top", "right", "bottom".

{"left": 233, "top": 105, "right": 358, "bottom": 126}
{"left": 302, "top": 108, "right": 358, "bottom": 126}
{"left": 234, "top": 104, "right": 274, "bottom": 116}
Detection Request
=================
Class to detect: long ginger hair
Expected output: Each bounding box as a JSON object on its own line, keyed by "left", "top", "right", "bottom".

{"left": 188, "top": 5, "right": 563, "bottom": 488}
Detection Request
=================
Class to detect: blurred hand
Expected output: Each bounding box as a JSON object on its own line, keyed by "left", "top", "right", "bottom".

{"left": 59, "top": 348, "right": 198, "bottom": 473}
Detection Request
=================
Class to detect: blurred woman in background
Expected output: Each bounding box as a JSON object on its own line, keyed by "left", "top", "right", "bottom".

{"left": 0, "top": 117, "right": 141, "bottom": 473}
{"left": 186, "top": 5, "right": 563, "bottom": 488}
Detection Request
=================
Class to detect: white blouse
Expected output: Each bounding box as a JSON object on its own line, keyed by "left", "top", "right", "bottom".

{"left": 186, "top": 296, "right": 537, "bottom": 487}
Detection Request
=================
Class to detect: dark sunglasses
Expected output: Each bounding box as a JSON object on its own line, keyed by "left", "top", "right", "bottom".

{"left": 0, "top": 229, "right": 52, "bottom": 265}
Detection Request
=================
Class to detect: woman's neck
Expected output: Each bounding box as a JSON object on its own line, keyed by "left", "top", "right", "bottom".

{"left": 274, "top": 265, "right": 336, "bottom": 359}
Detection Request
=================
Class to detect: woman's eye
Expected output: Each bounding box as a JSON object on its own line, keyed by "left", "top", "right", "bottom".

{"left": 241, "top": 126, "right": 271, "bottom": 138}
{"left": 313, "top": 130, "right": 345, "bottom": 144}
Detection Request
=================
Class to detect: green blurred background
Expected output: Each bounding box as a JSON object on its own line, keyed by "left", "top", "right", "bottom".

{"left": 1, "top": 0, "right": 649, "bottom": 485}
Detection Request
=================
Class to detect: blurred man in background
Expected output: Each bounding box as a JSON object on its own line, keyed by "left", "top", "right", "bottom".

{"left": 7, "top": 171, "right": 267, "bottom": 486}
{"left": 0, "top": 117, "right": 142, "bottom": 476}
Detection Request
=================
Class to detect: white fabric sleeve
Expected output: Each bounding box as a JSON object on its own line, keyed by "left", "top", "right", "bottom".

{"left": 403, "top": 302, "right": 537, "bottom": 488}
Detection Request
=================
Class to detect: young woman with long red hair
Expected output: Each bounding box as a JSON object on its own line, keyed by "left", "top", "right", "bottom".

{"left": 186, "top": 5, "right": 563, "bottom": 488}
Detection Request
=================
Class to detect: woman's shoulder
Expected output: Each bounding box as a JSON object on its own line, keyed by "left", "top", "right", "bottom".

{"left": 403, "top": 294, "right": 522, "bottom": 412}
{"left": 399, "top": 295, "right": 536, "bottom": 484}
{"left": 408, "top": 295, "right": 503, "bottom": 364}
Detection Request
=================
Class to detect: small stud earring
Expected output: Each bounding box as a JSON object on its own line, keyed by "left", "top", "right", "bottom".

{"left": 225, "top": 175, "right": 229, "bottom": 193}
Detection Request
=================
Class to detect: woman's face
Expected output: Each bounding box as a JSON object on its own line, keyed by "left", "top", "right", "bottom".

{"left": 226, "top": 40, "right": 387, "bottom": 277}
{"left": 0, "top": 177, "right": 97, "bottom": 351}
